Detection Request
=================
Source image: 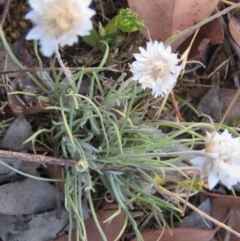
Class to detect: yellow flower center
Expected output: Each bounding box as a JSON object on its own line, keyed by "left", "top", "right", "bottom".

{"left": 144, "top": 55, "right": 170, "bottom": 81}
{"left": 42, "top": 1, "right": 82, "bottom": 38}
{"left": 151, "top": 61, "right": 169, "bottom": 79}
{"left": 55, "top": 7, "right": 75, "bottom": 31}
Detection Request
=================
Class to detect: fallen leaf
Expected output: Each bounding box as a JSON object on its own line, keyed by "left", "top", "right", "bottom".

{"left": 0, "top": 213, "right": 29, "bottom": 236}
{"left": 43, "top": 165, "right": 65, "bottom": 193}
{"left": 86, "top": 204, "right": 126, "bottom": 240}
{"left": 212, "top": 196, "right": 240, "bottom": 241}
{"left": 198, "top": 74, "right": 222, "bottom": 121}
{"left": 220, "top": 88, "right": 240, "bottom": 123}
{"left": 7, "top": 72, "right": 49, "bottom": 116}
{"left": 9, "top": 209, "right": 68, "bottom": 241}
{"left": 127, "top": 0, "right": 220, "bottom": 50}
{"left": 131, "top": 227, "right": 218, "bottom": 241}
{"left": 178, "top": 18, "right": 223, "bottom": 59}
{"left": 180, "top": 78, "right": 240, "bottom": 123}
{"left": 176, "top": 198, "right": 213, "bottom": 230}
{"left": 0, "top": 114, "right": 33, "bottom": 151}
{"left": 52, "top": 204, "right": 126, "bottom": 241}
{"left": 0, "top": 178, "right": 64, "bottom": 215}
{"left": 229, "top": 16, "right": 240, "bottom": 47}
{"left": 0, "top": 159, "right": 21, "bottom": 183}
{"left": 198, "top": 87, "right": 240, "bottom": 123}
{"left": 19, "top": 162, "right": 40, "bottom": 176}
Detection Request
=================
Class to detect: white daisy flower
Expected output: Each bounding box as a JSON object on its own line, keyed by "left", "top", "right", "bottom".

{"left": 25, "top": 0, "right": 96, "bottom": 57}
{"left": 130, "top": 41, "right": 181, "bottom": 98}
{"left": 191, "top": 130, "right": 240, "bottom": 190}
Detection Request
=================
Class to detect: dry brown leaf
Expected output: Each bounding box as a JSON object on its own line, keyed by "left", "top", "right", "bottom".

{"left": 7, "top": 72, "right": 49, "bottom": 116}
{"left": 198, "top": 74, "right": 222, "bottom": 121}
{"left": 43, "top": 165, "right": 65, "bottom": 193}
{"left": 0, "top": 115, "right": 33, "bottom": 151}
{"left": 180, "top": 78, "right": 240, "bottom": 123}
{"left": 220, "top": 88, "right": 240, "bottom": 123}
{"left": 0, "top": 178, "right": 63, "bottom": 215}
{"left": 8, "top": 209, "right": 68, "bottom": 240}
{"left": 212, "top": 197, "right": 240, "bottom": 241}
{"left": 52, "top": 204, "right": 126, "bottom": 241}
{"left": 178, "top": 18, "right": 223, "bottom": 58}
{"left": 131, "top": 227, "right": 218, "bottom": 241}
{"left": 229, "top": 16, "right": 240, "bottom": 46}
{"left": 127, "top": 0, "right": 220, "bottom": 50}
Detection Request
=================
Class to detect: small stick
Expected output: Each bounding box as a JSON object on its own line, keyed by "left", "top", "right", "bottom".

{"left": 0, "top": 0, "right": 11, "bottom": 26}
{"left": 181, "top": 170, "right": 198, "bottom": 216}
{"left": 170, "top": 92, "right": 184, "bottom": 121}
{"left": 0, "top": 150, "right": 76, "bottom": 167}
{"left": 0, "top": 149, "right": 141, "bottom": 172}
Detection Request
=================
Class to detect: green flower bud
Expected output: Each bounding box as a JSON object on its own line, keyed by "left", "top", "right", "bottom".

{"left": 116, "top": 8, "right": 146, "bottom": 33}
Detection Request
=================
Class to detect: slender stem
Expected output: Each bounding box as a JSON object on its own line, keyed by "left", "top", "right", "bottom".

{"left": 87, "top": 191, "right": 107, "bottom": 241}
{"left": 55, "top": 47, "right": 73, "bottom": 84}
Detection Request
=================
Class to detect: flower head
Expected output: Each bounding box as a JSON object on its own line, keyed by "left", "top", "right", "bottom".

{"left": 25, "top": 0, "right": 96, "bottom": 57}
{"left": 191, "top": 130, "right": 240, "bottom": 189}
{"left": 130, "top": 41, "right": 181, "bottom": 98}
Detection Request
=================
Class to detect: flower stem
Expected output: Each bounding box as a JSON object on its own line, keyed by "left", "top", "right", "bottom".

{"left": 55, "top": 47, "right": 72, "bottom": 84}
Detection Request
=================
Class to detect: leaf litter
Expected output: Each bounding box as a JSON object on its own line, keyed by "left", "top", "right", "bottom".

{"left": 127, "top": 0, "right": 220, "bottom": 50}
{"left": 1, "top": 0, "right": 240, "bottom": 240}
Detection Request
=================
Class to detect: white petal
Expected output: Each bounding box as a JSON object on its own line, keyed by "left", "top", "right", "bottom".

{"left": 58, "top": 34, "right": 78, "bottom": 46}
{"left": 171, "top": 65, "right": 181, "bottom": 75}
{"left": 153, "top": 41, "right": 159, "bottom": 50}
{"left": 160, "top": 74, "right": 176, "bottom": 92}
{"left": 133, "top": 53, "right": 147, "bottom": 62}
{"left": 165, "top": 45, "right": 172, "bottom": 54}
{"left": 155, "top": 77, "right": 163, "bottom": 86}
{"left": 153, "top": 85, "right": 163, "bottom": 97}
{"left": 25, "top": 11, "right": 41, "bottom": 24}
{"left": 147, "top": 41, "right": 156, "bottom": 54}
{"left": 25, "top": 26, "right": 43, "bottom": 40}
{"left": 80, "top": 0, "right": 93, "bottom": 7}
{"left": 139, "top": 47, "right": 150, "bottom": 58}
{"left": 146, "top": 41, "right": 154, "bottom": 50}
{"left": 208, "top": 172, "right": 219, "bottom": 189}
{"left": 132, "top": 61, "right": 144, "bottom": 70}
{"left": 40, "top": 38, "right": 57, "bottom": 57}
{"left": 190, "top": 156, "right": 206, "bottom": 168}
{"left": 76, "top": 19, "right": 94, "bottom": 36}
{"left": 28, "top": 0, "right": 44, "bottom": 12}
{"left": 232, "top": 155, "right": 240, "bottom": 165}
{"left": 222, "top": 129, "right": 230, "bottom": 137}
{"left": 157, "top": 42, "right": 165, "bottom": 52}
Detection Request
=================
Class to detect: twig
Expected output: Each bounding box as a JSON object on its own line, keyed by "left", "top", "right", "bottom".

{"left": 181, "top": 170, "right": 198, "bottom": 216}
{"left": 0, "top": 0, "right": 11, "bottom": 26}
{"left": 0, "top": 150, "right": 76, "bottom": 167}
{"left": 170, "top": 92, "right": 184, "bottom": 121}
{"left": 0, "top": 149, "right": 142, "bottom": 172}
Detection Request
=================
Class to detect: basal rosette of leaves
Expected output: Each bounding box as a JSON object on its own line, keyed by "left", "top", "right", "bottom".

{"left": 0, "top": 26, "right": 198, "bottom": 239}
